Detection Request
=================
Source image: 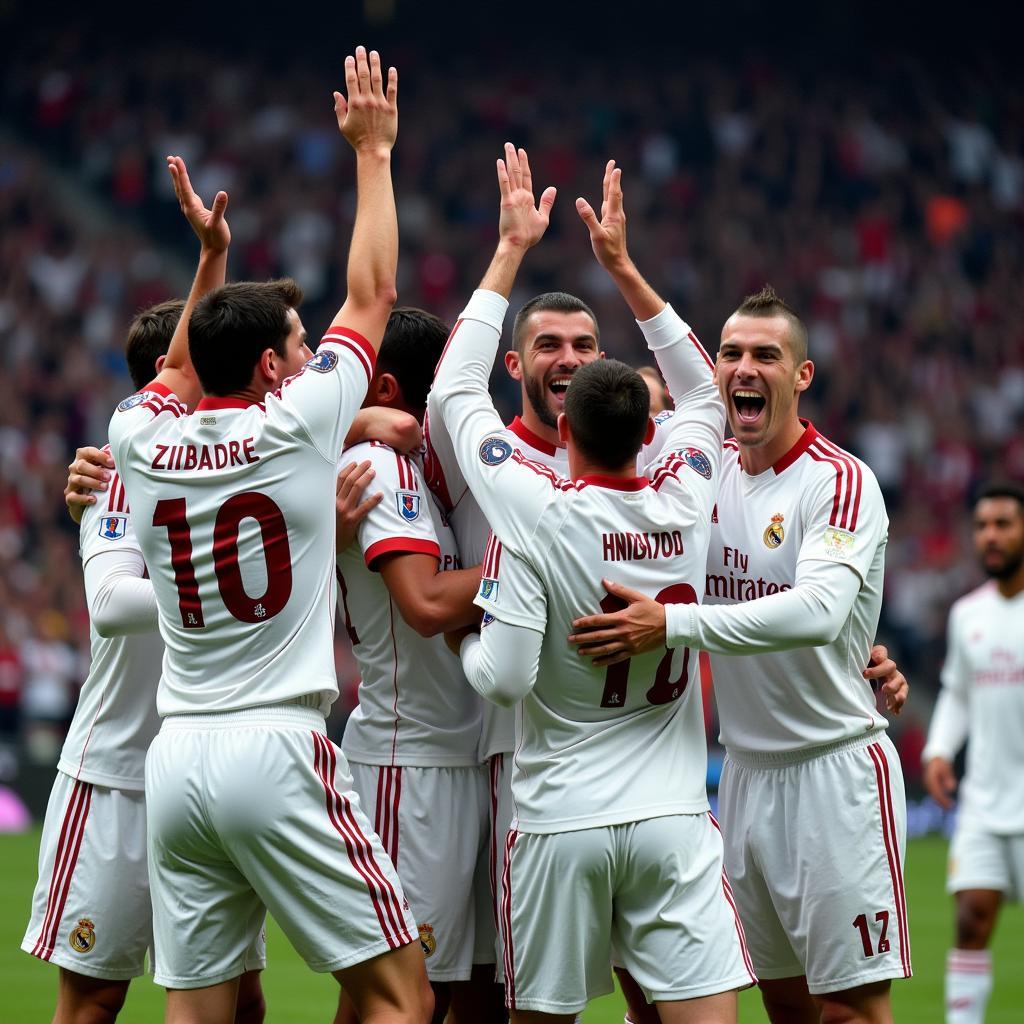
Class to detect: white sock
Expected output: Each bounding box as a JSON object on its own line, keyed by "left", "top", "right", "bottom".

{"left": 946, "top": 948, "right": 992, "bottom": 1024}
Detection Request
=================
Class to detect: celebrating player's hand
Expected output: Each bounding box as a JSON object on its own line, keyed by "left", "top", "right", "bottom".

{"left": 65, "top": 446, "right": 115, "bottom": 524}
{"left": 496, "top": 143, "right": 557, "bottom": 252}
{"left": 334, "top": 46, "right": 398, "bottom": 155}
{"left": 863, "top": 643, "right": 909, "bottom": 715}
{"left": 167, "top": 156, "right": 230, "bottom": 255}
{"left": 568, "top": 579, "right": 667, "bottom": 666}
{"left": 335, "top": 461, "right": 383, "bottom": 553}
{"left": 576, "top": 159, "right": 629, "bottom": 272}
{"left": 923, "top": 756, "right": 958, "bottom": 810}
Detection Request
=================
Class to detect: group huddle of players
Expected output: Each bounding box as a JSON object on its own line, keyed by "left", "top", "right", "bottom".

{"left": 21, "top": 47, "right": 916, "bottom": 1024}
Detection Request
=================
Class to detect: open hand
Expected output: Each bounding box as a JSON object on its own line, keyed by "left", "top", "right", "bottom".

{"left": 497, "top": 143, "right": 556, "bottom": 251}
{"left": 335, "top": 461, "right": 382, "bottom": 553}
{"left": 334, "top": 46, "right": 398, "bottom": 155}
{"left": 568, "top": 579, "right": 667, "bottom": 666}
{"left": 923, "top": 756, "right": 957, "bottom": 810}
{"left": 167, "top": 156, "right": 229, "bottom": 254}
{"left": 576, "top": 159, "right": 629, "bottom": 271}
{"left": 65, "top": 446, "right": 114, "bottom": 523}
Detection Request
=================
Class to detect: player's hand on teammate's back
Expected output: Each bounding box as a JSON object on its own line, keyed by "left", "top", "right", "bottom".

{"left": 496, "top": 142, "right": 557, "bottom": 251}
{"left": 576, "top": 159, "right": 629, "bottom": 272}
{"left": 334, "top": 46, "right": 398, "bottom": 154}
{"left": 923, "top": 755, "right": 958, "bottom": 810}
{"left": 335, "top": 461, "right": 382, "bottom": 553}
{"left": 568, "top": 579, "right": 668, "bottom": 666}
{"left": 65, "top": 446, "right": 115, "bottom": 523}
{"left": 863, "top": 643, "right": 909, "bottom": 715}
{"left": 166, "top": 156, "right": 229, "bottom": 254}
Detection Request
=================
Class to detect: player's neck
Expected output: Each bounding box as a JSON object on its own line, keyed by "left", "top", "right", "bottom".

{"left": 738, "top": 416, "right": 807, "bottom": 476}
{"left": 568, "top": 448, "right": 638, "bottom": 484}
{"left": 995, "top": 566, "right": 1024, "bottom": 600}
{"left": 518, "top": 408, "right": 562, "bottom": 448}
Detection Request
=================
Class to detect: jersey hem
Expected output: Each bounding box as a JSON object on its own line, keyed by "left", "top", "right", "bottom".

{"left": 513, "top": 801, "right": 710, "bottom": 834}
{"left": 56, "top": 763, "right": 146, "bottom": 792}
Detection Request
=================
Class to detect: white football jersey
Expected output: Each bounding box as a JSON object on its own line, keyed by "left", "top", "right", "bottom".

{"left": 925, "top": 582, "right": 1024, "bottom": 833}
{"left": 706, "top": 425, "right": 889, "bottom": 753}
{"left": 431, "top": 290, "right": 725, "bottom": 834}
{"left": 338, "top": 441, "right": 481, "bottom": 767}
{"left": 107, "top": 328, "right": 375, "bottom": 717}
{"left": 58, "top": 464, "right": 162, "bottom": 789}
{"left": 424, "top": 412, "right": 567, "bottom": 762}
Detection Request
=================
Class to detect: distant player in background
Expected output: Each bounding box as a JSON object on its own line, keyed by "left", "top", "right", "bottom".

{"left": 637, "top": 365, "right": 672, "bottom": 415}
{"left": 571, "top": 286, "right": 910, "bottom": 1024}
{"left": 922, "top": 481, "right": 1024, "bottom": 1024}
{"left": 22, "top": 298, "right": 265, "bottom": 1024}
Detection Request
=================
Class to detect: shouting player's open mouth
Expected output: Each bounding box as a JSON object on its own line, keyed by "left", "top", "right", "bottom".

{"left": 548, "top": 374, "right": 573, "bottom": 407}
{"left": 731, "top": 388, "right": 766, "bottom": 426}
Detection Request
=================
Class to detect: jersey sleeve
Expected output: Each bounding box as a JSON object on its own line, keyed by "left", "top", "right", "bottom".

{"left": 79, "top": 467, "right": 143, "bottom": 566}
{"left": 268, "top": 328, "right": 377, "bottom": 463}
{"left": 107, "top": 382, "right": 188, "bottom": 467}
{"left": 796, "top": 457, "right": 888, "bottom": 584}
{"left": 460, "top": 617, "right": 542, "bottom": 708}
{"left": 474, "top": 533, "right": 548, "bottom": 633}
{"left": 922, "top": 601, "right": 970, "bottom": 761}
{"left": 345, "top": 442, "right": 442, "bottom": 570}
{"left": 428, "top": 289, "right": 562, "bottom": 554}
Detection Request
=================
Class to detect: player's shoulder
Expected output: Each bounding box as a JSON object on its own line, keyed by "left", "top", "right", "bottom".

{"left": 950, "top": 580, "right": 998, "bottom": 618}
{"left": 793, "top": 425, "right": 884, "bottom": 512}
{"left": 80, "top": 464, "right": 137, "bottom": 552}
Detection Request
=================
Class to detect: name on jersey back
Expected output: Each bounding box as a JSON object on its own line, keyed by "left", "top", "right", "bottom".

{"left": 151, "top": 439, "right": 259, "bottom": 472}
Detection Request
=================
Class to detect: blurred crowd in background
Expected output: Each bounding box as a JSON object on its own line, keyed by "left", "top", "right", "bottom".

{"left": 1, "top": 24, "right": 1022, "bottom": 790}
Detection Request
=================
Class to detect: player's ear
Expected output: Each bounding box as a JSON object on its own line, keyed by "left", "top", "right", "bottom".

{"left": 258, "top": 348, "right": 278, "bottom": 383}
{"left": 795, "top": 359, "right": 814, "bottom": 394}
{"left": 505, "top": 350, "right": 523, "bottom": 382}
{"left": 557, "top": 413, "right": 569, "bottom": 445}
{"left": 376, "top": 372, "right": 400, "bottom": 405}
{"left": 154, "top": 354, "right": 167, "bottom": 374}
{"left": 643, "top": 416, "right": 656, "bottom": 446}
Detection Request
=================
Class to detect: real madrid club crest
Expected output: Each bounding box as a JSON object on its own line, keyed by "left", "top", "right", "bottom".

{"left": 763, "top": 512, "right": 785, "bottom": 549}
{"left": 69, "top": 918, "right": 96, "bottom": 954}
{"left": 419, "top": 923, "right": 437, "bottom": 958}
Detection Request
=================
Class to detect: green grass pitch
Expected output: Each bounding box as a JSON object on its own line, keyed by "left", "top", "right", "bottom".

{"left": 3, "top": 831, "right": 1022, "bottom": 1021}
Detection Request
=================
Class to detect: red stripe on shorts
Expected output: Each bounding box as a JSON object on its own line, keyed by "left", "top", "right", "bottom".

{"left": 867, "top": 742, "right": 912, "bottom": 977}
{"left": 488, "top": 753, "right": 502, "bottom": 930}
{"left": 708, "top": 813, "right": 757, "bottom": 983}
{"left": 312, "top": 733, "right": 412, "bottom": 949}
{"left": 33, "top": 780, "right": 93, "bottom": 959}
{"left": 501, "top": 829, "right": 519, "bottom": 1010}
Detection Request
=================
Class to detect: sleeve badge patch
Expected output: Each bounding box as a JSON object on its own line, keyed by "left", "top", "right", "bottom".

{"left": 396, "top": 491, "right": 420, "bottom": 521}
{"left": 479, "top": 436, "right": 513, "bottom": 466}
{"left": 479, "top": 577, "right": 499, "bottom": 601}
{"left": 823, "top": 526, "right": 856, "bottom": 560}
{"left": 481, "top": 612, "right": 495, "bottom": 627}
{"left": 654, "top": 410, "right": 675, "bottom": 425}
{"left": 117, "top": 392, "right": 151, "bottom": 412}
{"left": 305, "top": 350, "right": 339, "bottom": 373}
{"left": 683, "top": 447, "right": 713, "bottom": 480}
{"left": 99, "top": 515, "right": 127, "bottom": 540}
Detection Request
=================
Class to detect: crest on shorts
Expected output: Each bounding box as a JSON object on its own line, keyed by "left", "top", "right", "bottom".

{"left": 396, "top": 491, "right": 420, "bottom": 521}
{"left": 479, "top": 436, "right": 512, "bottom": 466}
{"left": 117, "top": 392, "right": 151, "bottom": 412}
{"left": 479, "top": 578, "right": 499, "bottom": 602}
{"left": 305, "top": 350, "right": 338, "bottom": 373}
{"left": 683, "top": 447, "right": 712, "bottom": 480}
{"left": 418, "top": 923, "right": 437, "bottom": 958}
{"left": 98, "top": 514, "right": 127, "bottom": 540}
{"left": 69, "top": 918, "right": 96, "bottom": 954}
{"left": 763, "top": 513, "right": 785, "bottom": 548}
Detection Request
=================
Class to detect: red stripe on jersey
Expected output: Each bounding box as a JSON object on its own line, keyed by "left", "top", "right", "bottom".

{"left": 393, "top": 451, "right": 406, "bottom": 490}
{"left": 33, "top": 780, "right": 92, "bottom": 959}
{"left": 687, "top": 330, "right": 715, "bottom": 371}
{"left": 501, "top": 829, "right": 519, "bottom": 1009}
{"left": 510, "top": 450, "right": 574, "bottom": 491}
{"left": 806, "top": 443, "right": 850, "bottom": 529}
{"left": 141, "top": 399, "right": 183, "bottom": 419}
{"left": 312, "top": 733, "right": 411, "bottom": 949}
{"left": 810, "top": 440, "right": 854, "bottom": 528}
{"left": 365, "top": 538, "right": 440, "bottom": 571}
{"left": 387, "top": 598, "right": 401, "bottom": 765}
{"left": 421, "top": 414, "right": 454, "bottom": 513}
{"left": 483, "top": 532, "right": 503, "bottom": 579}
{"left": 321, "top": 328, "right": 377, "bottom": 384}
{"left": 650, "top": 452, "right": 690, "bottom": 492}
{"left": 815, "top": 435, "right": 864, "bottom": 531}
{"left": 867, "top": 743, "right": 912, "bottom": 978}
{"left": 106, "top": 473, "right": 120, "bottom": 513}
{"left": 399, "top": 456, "right": 418, "bottom": 491}
{"left": 433, "top": 318, "right": 464, "bottom": 375}
{"left": 488, "top": 754, "right": 502, "bottom": 930}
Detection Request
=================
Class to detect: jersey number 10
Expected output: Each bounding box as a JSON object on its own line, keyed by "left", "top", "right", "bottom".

{"left": 599, "top": 583, "right": 697, "bottom": 707}
{"left": 154, "top": 493, "right": 293, "bottom": 627}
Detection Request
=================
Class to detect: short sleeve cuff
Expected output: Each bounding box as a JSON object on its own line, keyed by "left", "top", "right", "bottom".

{"left": 474, "top": 594, "right": 546, "bottom": 632}
{"left": 365, "top": 537, "right": 440, "bottom": 570}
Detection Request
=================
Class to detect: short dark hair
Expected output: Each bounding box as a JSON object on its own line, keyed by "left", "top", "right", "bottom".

{"left": 378, "top": 307, "right": 450, "bottom": 412}
{"left": 974, "top": 480, "right": 1024, "bottom": 511}
{"left": 189, "top": 279, "right": 304, "bottom": 397}
{"left": 564, "top": 360, "right": 650, "bottom": 471}
{"left": 733, "top": 285, "right": 808, "bottom": 363}
{"left": 512, "top": 292, "right": 599, "bottom": 356}
{"left": 125, "top": 299, "right": 185, "bottom": 390}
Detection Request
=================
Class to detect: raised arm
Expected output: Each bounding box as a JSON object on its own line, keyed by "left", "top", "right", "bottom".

{"left": 329, "top": 46, "right": 399, "bottom": 350}
{"left": 148, "top": 156, "right": 230, "bottom": 408}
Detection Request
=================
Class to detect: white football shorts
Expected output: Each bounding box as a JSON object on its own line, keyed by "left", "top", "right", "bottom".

{"left": 349, "top": 761, "right": 493, "bottom": 981}
{"left": 146, "top": 705, "right": 417, "bottom": 989}
{"left": 719, "top": 732, "right": 912, "bottom": 994}
{"left": 488, "top": 752, "right": 514, "bottom": 982}
{"left": 500, "top": 813, "right": 756, "bottom": 1014}
{"left": 948, "top": 820, "right": 1024, "bottom": 901}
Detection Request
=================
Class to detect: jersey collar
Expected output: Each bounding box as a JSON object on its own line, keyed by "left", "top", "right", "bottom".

{"left": 771, "top": 419, "right": 819, "bottom": 475}
{"left": 195, "top": 395, "right": 264, "bottom": 411}
{"left": 578, "top": 474, "right": 650, "bottom": 491}
{"left": 507, "top": 416, "right": 561, "bottom": 457}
